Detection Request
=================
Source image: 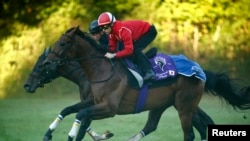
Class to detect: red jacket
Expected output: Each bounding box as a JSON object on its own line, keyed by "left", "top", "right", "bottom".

{"left": 108, "top": 20, "right": 151, "bottom": 58}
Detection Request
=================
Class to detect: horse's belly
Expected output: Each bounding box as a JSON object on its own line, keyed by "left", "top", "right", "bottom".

{"left": 116, "top": 87, "right": 175, "bottom": 114}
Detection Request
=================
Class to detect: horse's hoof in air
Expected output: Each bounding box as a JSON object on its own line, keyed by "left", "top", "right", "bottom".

{"left": 104, "top": 130, "right": 114, "bottom": 139}
{"left": 43, "top": 135, "right": 52, "bottom": 141}
{"left": 92, "top": 130, "right": 114, "bottom": 141}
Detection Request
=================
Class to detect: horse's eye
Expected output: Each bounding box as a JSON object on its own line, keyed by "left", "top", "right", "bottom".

{"left": 60, "top": 42, "right": 66, "bottom": 46}
{"left": 38, "top": 64, "right": 43, "bottom": 68}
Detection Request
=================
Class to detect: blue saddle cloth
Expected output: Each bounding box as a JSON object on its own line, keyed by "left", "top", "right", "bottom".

{"left": 170, "top": 54, "right": 206, "bottom": 82}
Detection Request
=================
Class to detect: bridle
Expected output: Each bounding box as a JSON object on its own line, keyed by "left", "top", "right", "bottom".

{"left": 46, "top": 32, "right": 117, "bottom": 84}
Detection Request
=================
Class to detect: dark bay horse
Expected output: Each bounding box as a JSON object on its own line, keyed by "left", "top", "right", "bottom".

{"left": 24, "top": 48, "right": 114, "bottom": 141}
{"left": 43, "top": 26, "right": 250, "bottom": 141}
{"left": 24, "top": 48, "right": 215, "bottom": 141}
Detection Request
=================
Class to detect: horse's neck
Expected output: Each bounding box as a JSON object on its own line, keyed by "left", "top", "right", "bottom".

{"left": 81, "top": 58, "right": 114, "bottom": 82}
{"left": 75, "top": 34, "right": 123, "bottom": 82}
{"left": 58, "top": 62, "right": 84, "bottom": 86}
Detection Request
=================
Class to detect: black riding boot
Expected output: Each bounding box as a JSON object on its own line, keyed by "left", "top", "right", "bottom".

{"left": 143, "top": 69, "right": 155, "bottom": 81}
{"left": 133, "top": 51, "right": 155, "bottom": 81}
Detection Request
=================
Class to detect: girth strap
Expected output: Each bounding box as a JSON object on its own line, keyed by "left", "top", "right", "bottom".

{"left": 134, "top": 85, "right": 148, "bottom": 113}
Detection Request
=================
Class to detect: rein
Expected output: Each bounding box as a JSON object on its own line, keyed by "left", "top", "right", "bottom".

{"left": 61, "top": 55, "right": 117, "bottom": 84}
{"left": 50, "top": 31, "right": 119, "bottom": 84}
{"left": 59, "top": 63, "right": 81, "bottom": 78}
{"left": 75, "top": 56, "right": 117, "bottom": 84}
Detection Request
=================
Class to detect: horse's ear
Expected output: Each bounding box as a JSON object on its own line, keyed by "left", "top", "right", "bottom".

{"left": 75, "top": 26, "right": 80, "bottom": 32}
{"left": 68, "top": 26, "right": 79, "bottom": 35}
{"left": 44, "top": 46, "right": 51, "bottom": 56}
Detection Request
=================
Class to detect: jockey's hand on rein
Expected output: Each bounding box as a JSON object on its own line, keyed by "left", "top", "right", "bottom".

{"left": 105, "top": 52, "right": 116, "bottom": 59}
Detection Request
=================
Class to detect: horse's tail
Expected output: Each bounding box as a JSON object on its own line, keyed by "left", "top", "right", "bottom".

{"left": 204, "top": 70, "right": 250, "bottom": 111}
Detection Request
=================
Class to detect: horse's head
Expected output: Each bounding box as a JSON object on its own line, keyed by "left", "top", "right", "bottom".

{"left": 42, "top": 26, "right": 104, "bottom": 74}
{"left": 24, "top": 47, "right": 59, "bottom": 93}
{"left": 42, "top": 26, "right": 85, "bottom": 72}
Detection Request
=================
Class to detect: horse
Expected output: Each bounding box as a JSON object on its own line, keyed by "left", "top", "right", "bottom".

{"left": 24, "top": 48, "right": 114, "bottom": 141}
{"left": 42, "top": 26, "right": 250, "bottom": 141}
{"left": 24, "top": 47, "right": 215, "bottom": 141}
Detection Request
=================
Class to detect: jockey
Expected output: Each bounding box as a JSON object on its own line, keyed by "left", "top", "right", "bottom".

{"left": 89, "top": 20, "right": 109, "bottom": 52}
{"left": 97, "top": 12, "right": 157, "bottom": 81}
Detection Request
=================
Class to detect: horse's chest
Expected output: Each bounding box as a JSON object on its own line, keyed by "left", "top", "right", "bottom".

{"left": 93, "top": 93, "right": 105, "bottom": 104}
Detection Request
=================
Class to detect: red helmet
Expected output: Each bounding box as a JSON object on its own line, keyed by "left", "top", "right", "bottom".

{"left": 98, "top": 12, "right": 116, "bottom": 26}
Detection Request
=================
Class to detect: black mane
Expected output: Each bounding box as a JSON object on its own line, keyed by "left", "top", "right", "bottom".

{"left": 65, "top": 26, "right": 106, "bottom": 54}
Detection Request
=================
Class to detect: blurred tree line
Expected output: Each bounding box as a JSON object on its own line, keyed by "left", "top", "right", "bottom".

{"left": 0, "top": 0, "right": 249, "bottom": 98}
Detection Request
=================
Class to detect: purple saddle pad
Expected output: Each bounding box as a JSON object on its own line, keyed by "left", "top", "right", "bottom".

{"left": 149, "top": 53, "right": 177, "bottom": 81}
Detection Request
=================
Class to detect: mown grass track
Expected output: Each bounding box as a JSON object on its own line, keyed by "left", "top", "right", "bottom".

{"left": 0, "top": 94, "right": 249, "bottom": 141}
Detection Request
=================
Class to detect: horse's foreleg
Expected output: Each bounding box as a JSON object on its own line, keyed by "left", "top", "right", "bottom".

{"left": 86, "top": 127, "right": 114, "bottom": 141}
{"left": 43, "top": 100, "right": 94, "bottom": 141}
{"left": 128, "top": 106, "right": 168, "bottom": 141}
{"left": 76, "top": 118, "right": 114, "bottom": 141}
{"left": 43, "top": 114, "right": 63, "bottom": 141}
{"left": 68, "top": 102, "right": 114, "bottom": 141}
{"left": 43, "top": 103, "right": 81, "bottom": 141}
{"left": 75, "top": 118, "right": 92, "bottom": 141}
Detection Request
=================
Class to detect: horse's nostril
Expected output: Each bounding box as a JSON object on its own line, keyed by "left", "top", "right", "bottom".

{"left": 23, "top": 84, "right": 35, "bottom": 93}
{"left": 23, "top": 84, "right": 31, "bottom": 92}
{"left": 23, "top": 84, "right": 30, "bottom": 89}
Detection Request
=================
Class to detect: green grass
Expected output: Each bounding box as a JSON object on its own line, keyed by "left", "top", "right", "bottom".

{"left": 0, "top": 94, "right": 249, "bottom": 141}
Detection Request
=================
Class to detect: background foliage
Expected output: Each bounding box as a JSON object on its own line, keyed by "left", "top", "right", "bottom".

{"left": 0, "top": 0, "right": 249, "bottom": 98}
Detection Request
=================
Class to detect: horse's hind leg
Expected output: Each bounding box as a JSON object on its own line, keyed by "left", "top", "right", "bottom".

{"left": 177, "top": 106, "right": 196, "bottom": 141}
{"left": 128, "top": 106, "right": 168, "bottom": 141}
{"left": 175, "top": 79, "right": 204, "bottom": 141}
{"left": 192, "top": 107, "right": 215, "bottom": 141}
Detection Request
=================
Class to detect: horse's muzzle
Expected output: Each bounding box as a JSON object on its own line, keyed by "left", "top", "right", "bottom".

{"left": 23, "top": 83, "right": 36, "bottom": 93}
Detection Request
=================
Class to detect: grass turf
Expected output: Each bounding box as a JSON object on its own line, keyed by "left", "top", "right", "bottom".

{"left": 0, "top": 94, "right": 249, "bottom": 141}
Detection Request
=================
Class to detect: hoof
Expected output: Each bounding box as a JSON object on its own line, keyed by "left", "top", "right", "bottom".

{"left": 104, "top": 131, "right": 114, "bottom": 139}
{"left": 43, "top": 135, "right": 52, "bottom": 141}
{"left": 68, "top": 136, "right": 73, "bottom": 141}
{"left": 91, "top": 131, "right": 114, "bottom": 141}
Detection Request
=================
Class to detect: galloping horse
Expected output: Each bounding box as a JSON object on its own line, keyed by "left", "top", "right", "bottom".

{"left": 24, "top": 48, "right": 214, "bottom": 141}
{"left": 43, "top": 26, "right": 250, "bottom": 141}
{"left": 24, "top": 48, "right": 114, "bottom": 141}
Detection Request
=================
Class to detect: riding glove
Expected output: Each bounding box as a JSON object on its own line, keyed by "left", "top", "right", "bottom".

{"left": 105, "top": 52, "right": 116, "bottom": 59}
